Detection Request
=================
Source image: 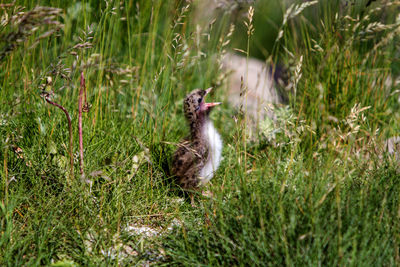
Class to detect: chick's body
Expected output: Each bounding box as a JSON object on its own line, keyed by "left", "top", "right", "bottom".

{"left": 172, "top": 88, "right": 222, "bottom": 191}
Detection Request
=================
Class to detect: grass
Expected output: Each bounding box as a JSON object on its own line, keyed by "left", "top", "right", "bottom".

{"left": 1, "top": 0, "right": 400, "bottom": 265}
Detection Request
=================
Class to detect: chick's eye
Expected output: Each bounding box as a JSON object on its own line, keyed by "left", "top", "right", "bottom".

{"left": 195, "top": 106, "right": 200, "bottom": 111}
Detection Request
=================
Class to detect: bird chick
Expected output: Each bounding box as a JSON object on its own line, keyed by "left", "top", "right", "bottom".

{"left": 171, "top": 88, "right": 222, "bottom": 204}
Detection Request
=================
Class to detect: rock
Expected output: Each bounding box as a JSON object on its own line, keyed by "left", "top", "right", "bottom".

{"left": 385, "top": 136, "right": 400, "bottom": 156}
{"left": 222, "top": 53, "right": 288, "bottom": 136}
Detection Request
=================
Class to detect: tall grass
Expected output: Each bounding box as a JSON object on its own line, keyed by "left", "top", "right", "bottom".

{"left": 0, "top": 0, "right": 399, "bottom": 266}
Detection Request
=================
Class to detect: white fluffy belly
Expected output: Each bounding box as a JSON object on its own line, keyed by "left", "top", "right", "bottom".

{"left": 199, "top": 120, "right": 222, "bottom": 185}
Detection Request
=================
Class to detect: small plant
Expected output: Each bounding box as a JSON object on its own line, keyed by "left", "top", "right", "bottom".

{"left": 259, "top": 105, "right": 314, "bottom": 147}
{"left": 41, "top": 77, "right": 74, "bottom": 184}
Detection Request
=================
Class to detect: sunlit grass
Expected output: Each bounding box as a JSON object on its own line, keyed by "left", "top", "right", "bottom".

{"left": 1, "top": 0, "right": 399, "bottom": 266}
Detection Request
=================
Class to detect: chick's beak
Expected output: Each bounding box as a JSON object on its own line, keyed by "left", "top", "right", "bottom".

{"left": 205, "top": 87, "right": 213, "bottom": 95}
{"left": 203, "top": 87, "right": 221, "bottom": 109}
{"left": 204, "top": 102, "right": 222, "bottom": 108}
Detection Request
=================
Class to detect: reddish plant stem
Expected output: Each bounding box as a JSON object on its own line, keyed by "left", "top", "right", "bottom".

{"left": 79, "top": 71, "right": 85, "bottom": 179}
{"left": 45, "top": 97, "right": 74, "bottom": 183}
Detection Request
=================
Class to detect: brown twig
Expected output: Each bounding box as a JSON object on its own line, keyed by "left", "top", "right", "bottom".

{"left": 79, "top": 72, "right": 85, "bottom": 179}
{"left": 44, "top": 96, "right": 74, "bottom": 183}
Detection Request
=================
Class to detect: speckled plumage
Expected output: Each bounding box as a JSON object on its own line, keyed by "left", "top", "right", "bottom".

{"left": 171, "top": 88, "right": 222, "bottom": 191}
